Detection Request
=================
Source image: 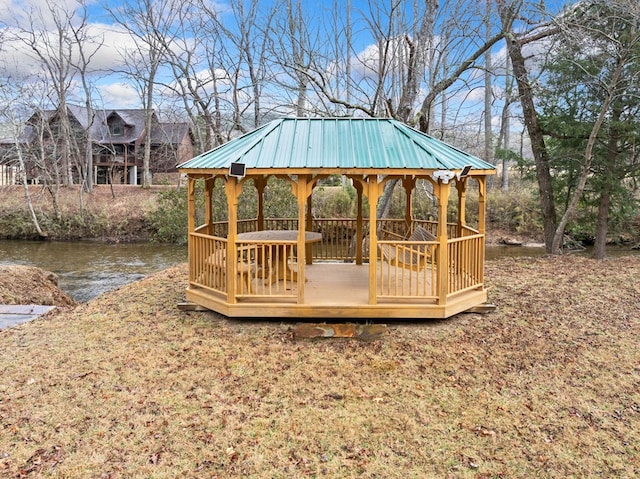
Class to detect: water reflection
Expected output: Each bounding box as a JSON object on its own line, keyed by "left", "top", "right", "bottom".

{"left": 485, "top": 245, "right": 548, "bottom": 260}
{"left": 0, "top": 240, "right": 187, "bottom": 302}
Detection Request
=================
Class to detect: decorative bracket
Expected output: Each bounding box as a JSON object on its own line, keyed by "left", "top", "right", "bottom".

{"left": 431, "top": 170, "right": 455, "bottom": 184}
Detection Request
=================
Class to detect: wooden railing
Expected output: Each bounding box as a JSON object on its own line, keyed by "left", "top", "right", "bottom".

{"left": 190, "top": 233, "right": 228, "bottom": 296}
{"left": 195, "top": 219, "right": 484, "bottom": 303}
{"left": 264, "top": 218, "right": 298, "bottom": 231}
{"left": 235, "top": 239, "right": 297, "bottom": 300}
{"left": 377, "top": 240, "right": 438, "bottom": 299}
{"left": 447, "top": 234, "right": 483, "bottom": 295}
{"left": 210, "top": 218, "right": 445, "bottom": 263}
{"left": 313, "top": 218, "right": 358, "bottom": 260}
{"left": 190, "top": 232, "right": 296, "bottom": 300}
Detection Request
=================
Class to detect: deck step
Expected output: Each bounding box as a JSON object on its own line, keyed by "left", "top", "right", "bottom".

{"left": 177, "top": 302, "right": 211, "bottom": 312}
{"left": 0, "top": 304, "right": 56, "bottom": 329}
{"left": 464, "top": 303, "right": 497, "bottom": 314}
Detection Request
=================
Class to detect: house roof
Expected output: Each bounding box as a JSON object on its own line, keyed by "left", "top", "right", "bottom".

{"left": 151, "top": 123, "right": 191, "bottom": 145}
{"left": 178, "top": 118, "right": 496, "bottom": 173}
{"left": 97, "top": 110, "right": 148, "bottom": 144}
{"left": 0, "top": 105, "right": 190, "bottom": 148}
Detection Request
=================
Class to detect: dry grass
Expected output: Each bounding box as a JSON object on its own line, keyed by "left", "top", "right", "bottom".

{"left": 1, "top": 256, "right": 639, "bottom": 478}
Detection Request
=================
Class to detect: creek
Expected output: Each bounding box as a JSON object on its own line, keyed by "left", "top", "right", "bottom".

{"left": 0, "top": 240, "right": 187, "bottom": 302}
{"left": 0, "top": 239, "right": 637, "bottom": 303}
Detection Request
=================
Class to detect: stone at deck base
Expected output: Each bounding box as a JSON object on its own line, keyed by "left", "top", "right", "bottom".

{"left": 294, "top": 323, "right": 387, "bottom": 340}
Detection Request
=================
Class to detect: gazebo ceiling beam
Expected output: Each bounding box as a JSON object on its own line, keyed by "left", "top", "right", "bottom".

{"left": 181, "top": 168, "right": 496, "bottom": 178}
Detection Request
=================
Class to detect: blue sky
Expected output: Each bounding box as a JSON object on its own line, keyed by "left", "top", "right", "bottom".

{"left": 0, "top": 0, "right": 570, "bottom": 119}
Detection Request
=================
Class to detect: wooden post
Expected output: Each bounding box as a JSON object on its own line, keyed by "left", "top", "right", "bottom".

{"left": 477, "top": 177, "right": 486, "bottom": 235}
{"left": 436, "top": 179, "right": 450, "bottom": 305}
{"left": 477, "top": 177, "right": 487, "bottom": 284}
{"left": 402, "top": 177, "right": 416, "bottom": 229}
{"left": 355, "top": 180, "right": 364, "bottom": 265}
{"left": 187, "top": 177, "right": 196, "bottom": 235}
{"left": 254, "top": 176, "right": 266, "bottom": 231}
{"left": 306, "top": 192, "right": 313, "bottom": 265}
{"left": 205, "top": 176, "right": 215, "bottom": 235}
{"left": 187, "top": 177, "right": 196, "bottom": 283}
{"left": 367, "top": 177, "right": 380, "bottom": 305}
{"left": 296, "top": 175, "right": 310, "bottom": 303}
{"left": 225, "top": 177, "right": 240, "bottom": 304}
{"left": 456, "top": 178, "right": 466, "bottom": 238}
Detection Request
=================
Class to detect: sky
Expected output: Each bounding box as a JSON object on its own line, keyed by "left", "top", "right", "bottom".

{"left": 0, "top": 0, "right": 570, "bottom": 122}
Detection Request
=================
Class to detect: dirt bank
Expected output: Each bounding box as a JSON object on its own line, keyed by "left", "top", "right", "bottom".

{"left": 0, "top": 185, "right": 168, "bottom": 242}
{"left": 0, "top": 265, "right": 77, "bottom": 307}
{"left": 0, "top": 184, "right": 543, "bottom": 244}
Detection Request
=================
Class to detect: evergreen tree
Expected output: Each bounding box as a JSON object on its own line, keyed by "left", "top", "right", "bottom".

{"left": 539, "top": 0, "right": 640, "bottom": 257}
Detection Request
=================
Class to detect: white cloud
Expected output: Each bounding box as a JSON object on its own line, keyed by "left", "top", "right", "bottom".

{"left": 0, "top": 20, "right": 134, "bottom": 76}
{"left": 0, "top": 0, "right": 103, "bottom": 30}
{"left": 81, "top": 23, "right": 138, "bottom": 72}
{"left": 0, "top": 0, "right": 72, "bottom": 26}
{"left": 351, "top": 43, "right": 381, "bottom": 79}
{"left": 97, "top": 82, "right": 140, "bottom": 108}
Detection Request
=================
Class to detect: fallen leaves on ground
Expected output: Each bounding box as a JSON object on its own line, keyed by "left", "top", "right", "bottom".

{"left": 0, "top": 255, "right": 639, "bottom": 478}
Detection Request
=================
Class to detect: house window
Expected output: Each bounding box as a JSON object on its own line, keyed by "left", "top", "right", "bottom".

{"left": 109, "top": 119, "right": 124, "bottom": 136}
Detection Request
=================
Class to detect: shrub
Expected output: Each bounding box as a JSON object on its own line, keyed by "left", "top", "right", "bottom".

{"left": 487, "top": 183, "right": 542, "bottom": 236}
{"left": 312, "top": 186, "right": 357, "bottom": 218}
{"left": 149, "top": 187, "right": 189, "bottom": 244}
{"left": 0, "top": 210, "right": 38, "bottom": 239}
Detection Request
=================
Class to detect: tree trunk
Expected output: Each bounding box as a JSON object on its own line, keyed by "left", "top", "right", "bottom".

{"left": 503, "top": 31, "right": 557, "bottom": 252}
{"left": 593, "top": 183, "right": 611, "bottom": 260}
{"left": 483, "top": 0, "right": 493, "bottom": 165}
{"left": 593, "top": 104, "right": 622, "bottom": 260}
{"left": 377, "top": 179, "right": 398, "bottom": 226}
{"left": 17, "top": 150, "right": 45, "bottom": 237}
{"left": 498, "top": 56, "right": 513, "bottom": 191}
{"left": 142, "top": 84, "right": 154, "bottom": 188}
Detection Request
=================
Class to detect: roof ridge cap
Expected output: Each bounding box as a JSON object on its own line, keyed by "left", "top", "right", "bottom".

{"left": 388, "top": 120, "right": 439, "bottom": 157}
{"left": 237, "top": 120, "right": 283, "bottom": 160}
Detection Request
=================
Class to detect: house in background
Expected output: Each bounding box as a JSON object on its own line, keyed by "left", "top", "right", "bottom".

{"left": 0, "top": 104, "right": 194, "bottom": 185}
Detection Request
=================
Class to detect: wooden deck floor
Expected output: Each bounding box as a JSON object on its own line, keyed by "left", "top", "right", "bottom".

{"left": 245, "top": 262, "right": 436, "bottom": 305}
{"left": 186, "top": 261, "right": 487, "bottom": 319}
{"left": 305, "top": 263, "right": 372, "bottom": 306}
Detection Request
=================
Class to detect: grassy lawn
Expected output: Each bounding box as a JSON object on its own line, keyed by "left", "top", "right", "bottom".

{"left": 1, "top": 256, "right": 639, "bottom": 478}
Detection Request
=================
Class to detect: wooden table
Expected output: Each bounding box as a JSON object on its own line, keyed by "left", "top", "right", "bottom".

{"left": 236, "top": 230, "right": 322, "bottom": 283}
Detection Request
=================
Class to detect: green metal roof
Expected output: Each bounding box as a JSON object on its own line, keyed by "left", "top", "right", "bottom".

{"left": 178, "top": 118, "right": 496, "bottom": 172}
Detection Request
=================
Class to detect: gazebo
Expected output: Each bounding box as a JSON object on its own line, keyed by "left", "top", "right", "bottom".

{"left": 178, "top": 118, "right": 495, "bottom": 319}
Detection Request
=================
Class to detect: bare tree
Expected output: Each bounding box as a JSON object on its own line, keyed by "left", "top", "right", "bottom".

{"left": 212, "top": 0, "right": 276, "bottom": 130}
{"left": 0, "top": 74, "right": 50, "bottom": 236}
{"left": 14, "top": 0, "right": 84, "bottom": 186}
{"left": 153, "top": 0, "right": 229, "bottom": 151}
{"left": 495, "top": 54, "right": 515, "bottom": 190}
{"left": 483, "top": 0, "right": 494, "bottom": 164}
{"left": 68, "top": 3, "right": 104, "bottom": 194}
{"left": 267, "top": 0, "right": 505, "bottom": 218}
{"left": 271, "top": 0, "right": 319, "bottom": 116}
{"left": 106, "top": 0, "right": 182, "bottom": 187}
